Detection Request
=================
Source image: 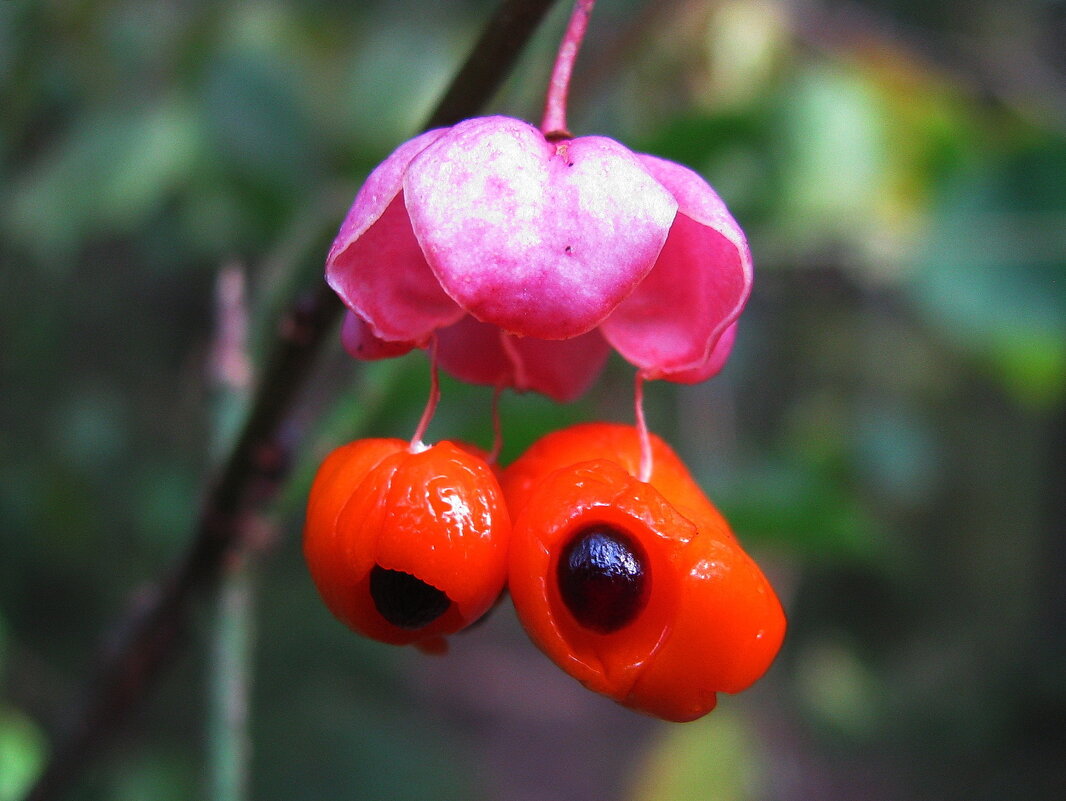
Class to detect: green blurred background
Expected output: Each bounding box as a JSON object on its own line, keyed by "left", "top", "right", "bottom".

{"left": 2, "top": 0, "right": 1065, "bottom": 799}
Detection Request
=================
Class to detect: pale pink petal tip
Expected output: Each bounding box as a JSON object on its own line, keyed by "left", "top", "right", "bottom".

{"left": 403, "top": 117, "right": 678, "bottom": 340}
{"left": 341, "top": 312, "right": 416, "bottom": 361}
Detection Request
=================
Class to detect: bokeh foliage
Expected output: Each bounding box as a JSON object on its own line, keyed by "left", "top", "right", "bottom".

{"left": 2, "top": 0, "right": 1064, "bottom": 799}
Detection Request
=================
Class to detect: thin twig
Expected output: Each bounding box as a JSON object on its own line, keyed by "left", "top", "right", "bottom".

{"left": 208, "top": 558, "right": 256, "bottom": 801}
{"left": 207, "top": 266, "right": 256, "bottom": 801}
{"left": 22, "top": 2, "right": 561, "bottom": 799}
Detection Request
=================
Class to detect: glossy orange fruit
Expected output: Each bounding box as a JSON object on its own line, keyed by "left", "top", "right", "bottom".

{"left": 304, "top": 438, "right": 510, "bottom": 652}
{"left": 503, "top": 423, "right": 785, "bottom": 721}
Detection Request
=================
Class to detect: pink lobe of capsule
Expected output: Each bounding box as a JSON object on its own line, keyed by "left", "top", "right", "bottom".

{"left": 403, "top": 117, "right": 677, "bottom": 340}
{"left": 325, "top": 116, "right": 754, "bottom": 397}
{"left": 435, "top": 315, "right": 610, "bottom": 402}
{"left": 600, "top": 155, "right": 752, "bottom": 380}
{"left": 327, "top": 128, "right": 464, "bottom": 344}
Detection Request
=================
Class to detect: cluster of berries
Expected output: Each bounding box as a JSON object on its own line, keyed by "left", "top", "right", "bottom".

{"left": 304, "top": 423, "right": 784, "bottom": 722}
{"left": 304, "top": 0, "right": 784, "bottom": 722}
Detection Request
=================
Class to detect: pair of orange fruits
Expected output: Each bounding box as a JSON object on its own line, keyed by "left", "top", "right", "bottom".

{"left": 304, "top": 422, "right": 785, "bottom": 722}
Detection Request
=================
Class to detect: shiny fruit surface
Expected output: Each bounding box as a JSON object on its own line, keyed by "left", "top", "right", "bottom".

{"left": 504, "top": 424, "right": 784, "bottom": 721}
{"left": 305, "top": 438, "right": 510, "bottom": 651}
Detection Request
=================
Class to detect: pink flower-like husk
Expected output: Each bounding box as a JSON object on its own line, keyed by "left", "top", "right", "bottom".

{"left": 326, "top": 116, "right": 752, "bottom": 397}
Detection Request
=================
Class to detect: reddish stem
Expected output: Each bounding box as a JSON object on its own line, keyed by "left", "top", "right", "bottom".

{"left": 410, "top": 340, "right": 441, "bottom": 452}
{"left": 541, "top": 0, "right": 596, "bottom": 138}
{"left": 634, "top": 372, "right": 653, "bottom": 483}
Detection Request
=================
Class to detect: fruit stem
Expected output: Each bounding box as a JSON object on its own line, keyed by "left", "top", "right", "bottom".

{"left": 541, "top": 0, "right": 596, "bottom": 139}
{"left": 634, "top": 372, "right": 653, "bottom": 483}
{"left": 410, "top": 339, "right": 441, "bottom": 452}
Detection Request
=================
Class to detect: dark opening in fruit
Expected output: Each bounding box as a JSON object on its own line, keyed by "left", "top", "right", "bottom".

{"left": 557, "top": 525, "right": 649, "bottom": 633}
{"left": 370, "top": 566, "right": 451, "bottom": 629}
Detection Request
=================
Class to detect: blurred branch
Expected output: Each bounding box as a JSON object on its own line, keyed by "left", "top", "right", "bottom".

{"left": 426, "top": 0, "right": 560, "bottom": 130}
{"left": 208, "top": 558, "right": 256, "bottom": 801}
{"left": 207, "top": 266, "right": 256, "bottom": 801}
{"left": 22, "top": 1, "right": 562, "bottom": 799}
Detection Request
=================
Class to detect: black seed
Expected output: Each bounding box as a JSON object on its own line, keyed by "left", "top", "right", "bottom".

{"left": 557, "top": 526, "right": 648, "bottom": 633}
{"left": 369, "top": 566, "right": 451, "bottom": 629}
